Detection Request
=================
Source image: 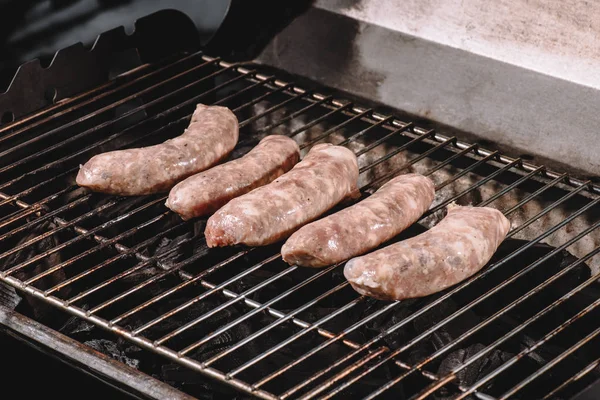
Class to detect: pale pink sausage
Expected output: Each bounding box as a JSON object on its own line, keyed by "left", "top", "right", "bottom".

{"left": 205, "top": 143, "right": 359, "bottom": 247}
{"left": 281, "top": 174, "right": 435, "bottom": 267}
{"left": 166, "top": 135, "right": 300, "bottom": 220}
{"left": 76, "top": 104, "right": 239, "bottom": 195}
{"left": 344, "top": 204, "right": 510, "bottom": 300}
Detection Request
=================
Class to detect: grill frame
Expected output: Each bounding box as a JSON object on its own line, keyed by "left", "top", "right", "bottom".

{"left": 0, "top": 50, "right": 600, "bottom": 400}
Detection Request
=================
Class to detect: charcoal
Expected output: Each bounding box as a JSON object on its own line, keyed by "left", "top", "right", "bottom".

{"left": 60, "top": 314, "right": 97, "bottom": 336}
{"left": 0, "top": 220, "right": 69, "bottom": 324}
{"left": 435, "top": 344, "right": 511, "bottom": 400}
{"left": 84, "top": 338, "right": 141, "bottom": 369}
{"left": 0, "top": 282, "right": 21, "bottom": 310}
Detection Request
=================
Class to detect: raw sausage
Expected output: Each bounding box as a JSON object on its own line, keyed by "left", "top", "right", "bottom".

{"left": 282, "top": 173, "right": 435, "bottom": 267}
{"left": 205, "top": 143, "right": 359, "bottom": 247}
{"left": 76, "top": 104, "right": 239, "bottom": 195}
{"left": 344, "top": 204, "right": 510, "bottom": 300}
{"left": 166, "top": 135, "right": 300, "bottom": 220}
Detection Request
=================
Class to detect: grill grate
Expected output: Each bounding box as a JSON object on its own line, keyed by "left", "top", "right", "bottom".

{"left": 1, "top": 51, "right": 600, "bottom": 400}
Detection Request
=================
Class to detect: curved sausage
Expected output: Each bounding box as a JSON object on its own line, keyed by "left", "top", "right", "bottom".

{"left": 281, "top": 173, "right": 435, "bottom": 267}
{"left": 166, "top": 135, "right": 300, "bottom": 220}
{"left": 205, "top": 143, "right": 359, "bottom": 247}
{"left": 344, "top": 204, "right": 510, "bottom": 300}
{"left": 76, "top": 104, "right": 239, "bottom": 195}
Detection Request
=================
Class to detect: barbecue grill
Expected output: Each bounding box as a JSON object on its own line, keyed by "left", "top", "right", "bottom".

{"left": 1, "top": 2, "right": 600, "bottom": 399}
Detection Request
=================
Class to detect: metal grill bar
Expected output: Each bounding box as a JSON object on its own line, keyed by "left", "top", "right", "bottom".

{"left": 365, "top": 136, "right": 457, "bottom": 189}
{"left": 204, "top": 281, "right": 354, "bottom": 367}
{"left": 297, "top": 108, "right": 374, "bottom": 147}
{"left": 109, "top": 249, "right": 253, "bottom": 326}
{"left": 478, "top": 166, "right": 545, "bottom": 207}
{"left": 456, "top": 276, "right": 600, "bottom": 400}
{"left": 179, "top": 264, "right": 341, "bottom": 356}
{"left": 3, "top": 196, "right": 167, "bottom": 277}
{"left": 257, "top": 301, "right": 400, "bottom": 392}
{"left": 24, "top": 211, "right": 171, "bottom": 285}
{"left": 500, "top": 301, "right": 600, "bottom": 399}
{"left": 358, "top": 126, "right": 429, "bottom": 175}
{"left": 542, "top": 357, "right": 600, "bottom": 400}
{"left": 227, "top": 297, "right": 366, "bottom": 379}
{"left": 430, "top": 157, "right": 521, "bottom": 214}
{"left": 44, "top": 220, "right": 190, "bottom": 296}
{"left": 293, "top": 103, "right": 357, "bottom": 143}
{"left": 253, "top": 95, "right": 334, "bottom": 135}
{"left": 503, "top": 173, "right": 568, "bottom": 216}
{"left": 1, "top": 52, "right": 599, "bottom": 400}
{"left": 153, "top": 256, "right": 290, "bottom": 345}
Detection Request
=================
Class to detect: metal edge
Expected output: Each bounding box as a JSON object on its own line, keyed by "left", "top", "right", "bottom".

{"left": 0, "top": 305, "right": 197, "bottom": 400}
{"left": 253, "top": 6, "right": 600, "bottom": 177}
{"left": 0, "top": 8, "right": 201, "bottom": 121}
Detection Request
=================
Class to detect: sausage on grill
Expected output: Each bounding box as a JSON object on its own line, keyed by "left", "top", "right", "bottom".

{"left": 166, "top": 135, "right": 300, "bottom": 220}
{"left": 205, "top": 143, "right": 359, "bottom": 247}
{"left": 281, "top": 173, "right": 435, "bottom": 267}
{"left": 344, "top": 204, "right": 510, "bottom": 300}
{"left": 76, "top": 104, "right": 239, "bottom": 195}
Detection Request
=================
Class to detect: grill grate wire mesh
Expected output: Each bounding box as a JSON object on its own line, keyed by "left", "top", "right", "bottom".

{"left": 0, "top": 51, "right": 599, "bottom": 400}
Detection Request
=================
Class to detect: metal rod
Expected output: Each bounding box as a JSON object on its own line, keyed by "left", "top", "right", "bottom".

{"left": 2, "top": 275, "right": 279, "bottom": 400}
{"left": 506, "top": 181, "right": 592, "bottom": 238}
{"left": 3, "top": 196, "right": 166, "bottom": 276}
{"left": 501, "top": 323, "right": 600, "bottom": 399}
{"left": 503, "top": 173, "right": 567, "bottom": 216}
{"left": 365, "top": 136, "right": 456, "bottom": 189}
{"left": 292, "top": 102, "right": 356, "bottom": 142}
{"left": 44, "top": 220, "right": 190, "bottom": 296}
{"left": 355, "top": 122, "right": 416, "bottom": 158}
{"left": 478, "top": 166, "right": 545, "bottom": 207}
{"left": 24, "top": 211, "right": 171, "bottom": 285}
{"left": 315, "top": 347, "right": 390, "bottom": 400}
{"left": 541, "top": 356, "right": 600, "bottom": 400}
{"left": 296, "top": 108, "right": 373, "bottom": 147}
{"left": 261, "top": 301, "right": 400, "bottom": 393}
{"left": 227, "top": 297, "right": 365, "bottom": 378}
{"left": 109, "top": 249, "right": 252, "bottom": 326}
{"left": 156, "top": 258, "right": 292, "bottom": 346}
{"left": 180, "top": 264, "right": 341, "bottom": 356}
{"left": 238, "top": 90, "right": 313, "bottom": 129}
{"left": 205, "top": 280, "right": 350, "bottom": 367}
{"left": 424, "top": 144, "right": 478, "bottom": 177}
{"left": 357, "top": 127, "right": 429, "bottom": 176}
{"left": 428, "top": 157, "right": 520, "bottom": 215}
{"left": 459, "top": 304, "right": 600, "bottom": 399}
{"left": 253, "top": 95, "right": 334, "bottom": 135}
